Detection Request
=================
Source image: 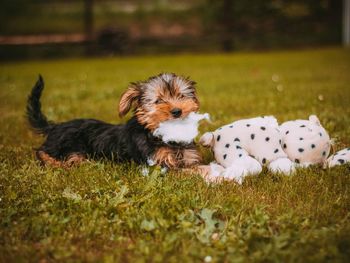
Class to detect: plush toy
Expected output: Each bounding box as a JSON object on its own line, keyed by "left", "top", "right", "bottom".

{"left": 153, "top": 112, "right": 210, "bottom": 144}
{"left": 326, "top": 148, "right": 350, "bottom": 167}
{"left": 199, "top": 115, "right": 349, "bottom": 183}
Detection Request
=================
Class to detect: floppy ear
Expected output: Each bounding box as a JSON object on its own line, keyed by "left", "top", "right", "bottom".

{"left": 119, "top": 84, "right": 141, "bottom": 117}
{"left": 309, "top": 115, "right": 321, "bottom": 126}
{"left": 199, "top": 132, "right": 214, "bottom": 147}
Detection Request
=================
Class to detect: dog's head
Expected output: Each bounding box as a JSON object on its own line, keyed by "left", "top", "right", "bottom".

{"left": 119, "top": 73, "right": 199, "bottom": 131}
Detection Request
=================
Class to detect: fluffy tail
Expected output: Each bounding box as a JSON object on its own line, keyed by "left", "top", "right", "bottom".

{"left": 26, "top": 75, "right": 53, "bottom": 134}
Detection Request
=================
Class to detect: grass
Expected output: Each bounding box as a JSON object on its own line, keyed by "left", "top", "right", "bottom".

{"left": 1, "top": 48, "right": 350, "bottom": 262}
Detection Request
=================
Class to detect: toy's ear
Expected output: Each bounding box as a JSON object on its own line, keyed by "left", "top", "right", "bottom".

{"left": 309, "top": 115, "right": 320, "bottom": 126}
{"left": 199, "top": 132, "right": 215, "bottom": 147}
{"left": 119, "top": 84, "right": 141, "bottom": 117}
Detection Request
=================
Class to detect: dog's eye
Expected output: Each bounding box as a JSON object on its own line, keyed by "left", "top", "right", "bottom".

{"left": 155, "top": 98, "right": 164, "bottom": 104}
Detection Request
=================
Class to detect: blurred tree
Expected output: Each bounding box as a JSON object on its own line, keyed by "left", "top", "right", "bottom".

{"left": 84, "top": 0, "right": 94, "bottom": 40}
{"left": 202, "top": 0, "right": 341, "bottom": 51}
{"left": 84, "top": 0, "right": 94, "bottom": 54}
{"left": 220, "top": 0, "right": 234, "bottom": 51}
{"left": 0, "top": 0, "right": 34, "bottom": 34}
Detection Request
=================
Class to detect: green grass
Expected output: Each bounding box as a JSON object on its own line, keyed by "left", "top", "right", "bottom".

{"left": 1, "top": 48, "right": 350, "bottom": 262}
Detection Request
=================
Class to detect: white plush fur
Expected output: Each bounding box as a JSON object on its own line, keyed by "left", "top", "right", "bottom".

{"left": 268, "top": 158, "right": 296, "bottom": 174}
{"left": 326, "top": 148, "right": 350, "bottom": 167}
{"left": 222, "top": 156, "right": 262, "bottom": 184}
{"left": 153, "top": 112, "right": 210, "bottom": 144}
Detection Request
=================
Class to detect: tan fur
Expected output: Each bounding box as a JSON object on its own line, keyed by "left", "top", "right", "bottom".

{"left": 136, "top": 98, "right": 199, "bottom": 131}
{"left": 182, "top": 148, "right": 202, "bottom": 167}
{"left": 153, "top": 147, "right": 201, "bottom": 168}
{"left": 37, "top": 151, "right": 64, "bottom": 168}
{"left": 65, "top": 154, "right": 86, "bottom": 167}
{"left": 37, "top": 151, "right": 85, "bottom": 168}
{"left": 119, "top": 85, "right": 140, "bottom": 117}
{"left": 153, "top": 147, "right": 177, "bottom": 168}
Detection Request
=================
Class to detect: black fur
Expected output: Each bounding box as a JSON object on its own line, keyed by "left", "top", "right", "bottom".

{"left": 26, "top": 75, "right": 53, "bottom": 134}
{"left": 26, "top": 76, "right": 168, "bottom": 164}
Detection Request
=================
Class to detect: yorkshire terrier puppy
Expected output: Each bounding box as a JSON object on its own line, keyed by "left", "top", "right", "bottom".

{"left": 26, "top": 73, "right": 201, "bottom": 169}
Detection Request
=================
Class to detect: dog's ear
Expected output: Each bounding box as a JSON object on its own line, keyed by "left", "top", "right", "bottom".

{"left": 119, "top": 84, "right": 141, "bottom": 117}
{"left": 199, "top": 132, "right": 214, "bottom": 147}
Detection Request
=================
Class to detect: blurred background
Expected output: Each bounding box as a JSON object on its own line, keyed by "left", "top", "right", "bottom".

{"left": 0, "top": 0, "right": 348, "bottom": 60}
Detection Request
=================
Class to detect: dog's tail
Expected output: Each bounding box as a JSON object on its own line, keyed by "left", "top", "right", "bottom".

{"left": 26, "top": 75, "right": 54, "bottom": 134}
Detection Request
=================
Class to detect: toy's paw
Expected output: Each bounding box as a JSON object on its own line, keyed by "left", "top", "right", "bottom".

{"left": 326, "top": 148, "right": 350, "bottom": 168}
{"left": 222, "top": 164, "right": 248, "bottom": 184}
{"left": 222, "top": 156, "right": 263, "bottom": 184}
{"left": 232, "top": 156, "right": 263, "bottom": 174}
{"left": 268, "top": 157, "right": 296, "bottom": 175}
{"left": 198, "top": 163, "right": 226, "bottom": 183}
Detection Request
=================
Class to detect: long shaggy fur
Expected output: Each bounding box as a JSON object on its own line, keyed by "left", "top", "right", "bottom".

{"left": 26, "top": 73, "right": 201, "bottom": 168}
{"left": 26, "top": 75, "right": 53, "bottom": 134}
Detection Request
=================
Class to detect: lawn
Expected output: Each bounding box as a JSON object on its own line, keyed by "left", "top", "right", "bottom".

{"left": 0, "top": 48, "right": 350, "bottom": 262}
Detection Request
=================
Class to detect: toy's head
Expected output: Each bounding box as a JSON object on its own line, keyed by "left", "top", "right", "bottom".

{"left": 279, "top": 115, "right": 331, "bottom": 165}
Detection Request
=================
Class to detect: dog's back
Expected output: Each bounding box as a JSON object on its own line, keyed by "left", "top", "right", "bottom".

{"left": 26, "top": 76, "right": 127, "bottom": 165}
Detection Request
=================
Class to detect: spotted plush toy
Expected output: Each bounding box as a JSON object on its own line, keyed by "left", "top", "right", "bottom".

{"left": 199, "top": 115, "right": 349, "bottom": 184}
{"left": 326, "top": 148, "right": 350, "bottom": 167}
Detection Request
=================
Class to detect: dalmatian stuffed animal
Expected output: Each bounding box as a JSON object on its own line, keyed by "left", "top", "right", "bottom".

{"left": 199, "top": 115, "right": 349, "bottom": 184}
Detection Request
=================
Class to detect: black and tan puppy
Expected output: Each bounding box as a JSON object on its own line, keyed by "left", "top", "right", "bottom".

{"left": 26, "top": 73, "right": 201, "bottom": 169}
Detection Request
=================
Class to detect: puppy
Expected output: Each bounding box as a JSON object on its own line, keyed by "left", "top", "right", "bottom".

{"left": 26, "top": 73, "right": 201, "bottom": 169}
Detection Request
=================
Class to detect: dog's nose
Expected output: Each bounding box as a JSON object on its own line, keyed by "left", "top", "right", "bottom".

{"left": 171, "top": 108, "right": 182, "bottom": 118}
